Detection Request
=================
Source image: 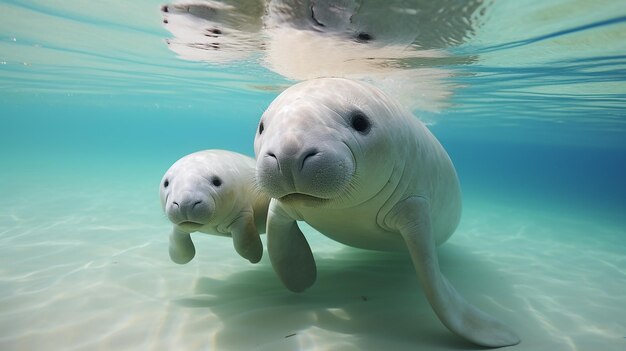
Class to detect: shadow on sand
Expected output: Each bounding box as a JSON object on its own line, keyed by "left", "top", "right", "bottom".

{"left": 174, "top": 244, "right": 518, "bottom": 351}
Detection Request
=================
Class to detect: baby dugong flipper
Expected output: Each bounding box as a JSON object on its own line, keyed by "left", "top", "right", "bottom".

{"left": 169, "top": 227, "right": 196, "bottom": 264}
{"left": 160, "top": 150, "right": 270, "bottom": 264}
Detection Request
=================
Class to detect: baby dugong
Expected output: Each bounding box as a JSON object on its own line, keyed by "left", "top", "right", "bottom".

{"left": 160, "top": 150, "right": 269, "bottom": 264}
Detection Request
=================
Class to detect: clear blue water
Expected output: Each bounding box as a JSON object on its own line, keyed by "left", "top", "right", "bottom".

{"left": 1, "top": 1, "right": 625, "bottom": 350}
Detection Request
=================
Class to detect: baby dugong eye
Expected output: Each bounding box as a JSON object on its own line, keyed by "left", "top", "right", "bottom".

{"left": 355, "top": 32, "right": 373, "bottom": 43}
{"left": 163, "top": 179, "right": 169, "bottom": 188}
{"left": 258, "top": 121, "right": 264, "bottom": 135}
{"left": 211, "top": 176, "right": 222, "bottom": 187}
{"left": 350, "top": 112, "right": 372, "bottom": 134}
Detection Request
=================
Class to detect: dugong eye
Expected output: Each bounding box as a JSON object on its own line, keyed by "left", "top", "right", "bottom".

{"left": 258, "top": 122, "right": 264, "bottom": 135}
{"left": 163, "top": 179, "right": 169, "bottom": 188}
{"left": 211, "top": 176, "right": 222, "bottom": 187}
{"left": 350, "top": 113, "right": 371, "bottom": 134}
{"left": 355, "top": 32, "right": 373, "bottom": 43}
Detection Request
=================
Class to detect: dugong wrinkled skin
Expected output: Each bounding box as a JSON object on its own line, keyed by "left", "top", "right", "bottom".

{"left": 160, "top": 150, "right": 269, "bottom": 264}
{"left": 254, "top": 78, "right": 520, "bottom": 348}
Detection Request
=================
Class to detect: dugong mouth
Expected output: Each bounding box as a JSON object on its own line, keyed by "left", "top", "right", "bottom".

{"left": 279, "top": 193, "right": 331, "bottom": 206}
{"left": 177, "top": 221, "right": 204, "bottom": 231}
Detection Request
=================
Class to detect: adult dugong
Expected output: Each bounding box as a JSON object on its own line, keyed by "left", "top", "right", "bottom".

{"left": 160, "top": 150, "right": 269, "bottom": 264}
{"left": 254, "top": 78, "right": 519, "bottom": 347}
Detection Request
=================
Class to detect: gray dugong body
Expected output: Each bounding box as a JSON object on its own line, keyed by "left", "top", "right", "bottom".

{"left": 160, "top": 150, "right": 269, "bottom": 264}
{"left": 254, "top": 78, "right": 519, "bottom": 347}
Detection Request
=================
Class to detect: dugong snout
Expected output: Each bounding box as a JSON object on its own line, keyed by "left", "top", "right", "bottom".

{"left": 165, "top": 192, "right": 213, "bottom": 225}
{"left": 257, "top": 139, "right": 354, "bottom": 200}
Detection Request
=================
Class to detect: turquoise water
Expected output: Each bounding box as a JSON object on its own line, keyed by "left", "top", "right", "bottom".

{"left": 1, "top": 1, "right": 625, "bottom": 350}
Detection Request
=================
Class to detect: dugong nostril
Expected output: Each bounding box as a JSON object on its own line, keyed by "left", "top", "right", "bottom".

{"left": 300, "top": 150, "right": 319, "bottom": 170}
{"left": 264, "top": 151, "right": 280, "bottom": 171}
{"left": 192, "top": 200, "right": 202, "bottom": 209}
{"left": 172, "top": 201, "right": 180, "bottom": 208}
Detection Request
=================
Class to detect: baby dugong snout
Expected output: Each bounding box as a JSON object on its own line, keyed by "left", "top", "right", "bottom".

{"left": 164, "top": 189, "right": 214, "bottom": 227}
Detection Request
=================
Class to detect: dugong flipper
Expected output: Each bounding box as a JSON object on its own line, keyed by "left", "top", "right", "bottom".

{"left": 266, "top": 200, "right": 316, "bottom": 293}
{"left": 169, "top": 227, "right": 196, "bottom": 264}
{"left": 160, "top": 150, "right": 269, "bottom": 264}
{"left": 255, "top": 78, "right": 519, "bottom": 347}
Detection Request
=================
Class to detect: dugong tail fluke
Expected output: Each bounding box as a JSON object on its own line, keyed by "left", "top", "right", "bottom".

{"left": 389, "top": 197, "right": 520, "bottom": 347}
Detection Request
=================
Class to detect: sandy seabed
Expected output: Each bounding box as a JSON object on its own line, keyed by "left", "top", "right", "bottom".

{"left": 0, "top": 177, "right": 624, "bottom": 351}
